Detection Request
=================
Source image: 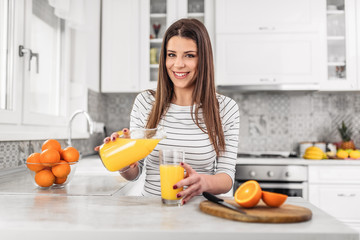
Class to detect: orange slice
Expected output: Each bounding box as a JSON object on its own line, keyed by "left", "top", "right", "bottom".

{"left": 234, "top": 180, "right": 262, "bottom": 208}
{"left": 262, "top": 191, "right": 288, "bottom": 207}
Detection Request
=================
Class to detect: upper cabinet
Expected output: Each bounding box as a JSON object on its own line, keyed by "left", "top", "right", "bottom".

{"left": 215, "top": 0, "right": 326, "bottom": 88}
{"left": 139, "top": 0, "right": 214, "bottom": 91}
{"left": 320, "top": 0, "right": 358, "bottom": 91}
{"left": 101, "top": 0, "right": 140, "bottom": 93}
{"left": 216, "top": 0, "right": 323, "bottom": 34}
{"left": 102, "top": 0, "right": 214, "bottom": 93}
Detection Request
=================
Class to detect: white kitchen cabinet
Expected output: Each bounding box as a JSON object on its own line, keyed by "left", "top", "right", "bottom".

{"left": 101, "top": 0, "right": 140, "bottom": 92}
{"left": 215, "top": 0, "right": 326, "bottom": 88}
{"left": 216, "top": 34, "right": 323, "bottom": 86}
{"left": 308, "top": 165, "right": 360, "bottom": 232}
{"left": 216, "top": 0, "right": 323, "bottom": 34}
{"left": 102, "top": 0, "right": 214, "bottom": 92}
{"left": 320, "top": 0, "right": 358, "bottom": 91}
{"left": 140, "top": 0, "right": 214, "bottom": 90}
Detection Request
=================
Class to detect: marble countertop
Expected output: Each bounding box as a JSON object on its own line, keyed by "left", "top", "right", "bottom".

{"left": 0, "top": 157, "right": 359, "bottom": 239}
{"left": 0, "top": 194, "right": 358, "bottom": 240}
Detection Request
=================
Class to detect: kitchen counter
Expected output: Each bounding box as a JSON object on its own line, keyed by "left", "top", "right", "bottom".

{"left": 0, "top": 157, "right": 128, "bottom": 196}
{"left": 0, "top": 157, "right": 359, "bottom": 240}
{"left": 0, "top": 195, "right": 358, "bottom": 240}
{"left": 236, "top": 157, "right": 360, "bottom": 166}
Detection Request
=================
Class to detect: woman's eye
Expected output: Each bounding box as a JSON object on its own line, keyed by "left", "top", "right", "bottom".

{"left": 186, "top": 54, "right": 195, "bottom": 58}
{"left": 168, "top": 53, "right": 175, "bottom": 57}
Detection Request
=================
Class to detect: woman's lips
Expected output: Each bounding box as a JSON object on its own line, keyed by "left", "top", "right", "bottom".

{"left": 173, "top": 71, "right": 189, "bottom": 79}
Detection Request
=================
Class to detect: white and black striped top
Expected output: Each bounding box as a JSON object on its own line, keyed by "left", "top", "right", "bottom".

{"left": 130, "top": 90, "right": 240, "bottom": 196}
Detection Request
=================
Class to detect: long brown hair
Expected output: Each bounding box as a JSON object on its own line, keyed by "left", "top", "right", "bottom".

{"left": 146, "top": 18, "right": 225, "bottom": 156}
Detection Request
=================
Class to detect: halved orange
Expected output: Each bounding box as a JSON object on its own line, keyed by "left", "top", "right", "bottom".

{"left": 262, "top": 191, "right": 288, "bottom": 207}
{"left": 234, "top": 180, "right": 262, "bottom": 208}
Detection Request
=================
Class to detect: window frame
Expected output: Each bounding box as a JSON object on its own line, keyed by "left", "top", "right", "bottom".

{"left": 0, "top": 0, "right": 22, "bottom": 125}
{"left": 0, "top": 0, "right": 77, "bottom": 141}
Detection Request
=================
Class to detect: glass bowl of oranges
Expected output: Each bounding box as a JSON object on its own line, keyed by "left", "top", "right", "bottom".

{"left": 26, "top": 139, "right": 80, "bottom": 188}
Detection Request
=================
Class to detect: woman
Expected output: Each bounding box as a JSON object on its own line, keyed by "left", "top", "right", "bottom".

{"left": 97, "top": 18, "right": 239, "bottom": 204}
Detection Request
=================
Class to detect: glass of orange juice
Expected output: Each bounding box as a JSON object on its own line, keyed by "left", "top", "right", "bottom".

{"left": 159, "top": 149, "right": 185, "bottom": 206}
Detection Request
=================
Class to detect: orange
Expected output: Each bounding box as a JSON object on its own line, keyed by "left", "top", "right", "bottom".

{"left": 234, "top": 180, "right": 262, "bottom": 208}
{"left": 26, "top": 153, "right": 45, "bottom": 172}
{"left": 40, "top": 149, "right": 61, "bottom": 167}
{"left": 262, "top": 191, "right": 288, "bottom": 207}
{"left": 35, "top": 169, "right": 55, "bottom": 187}
{"left": 42, "top": 139, "right": 61, "bottom": 153}
{"left": 51, "top": 160, "right": 71, "bottom": 178}
{"left": 61, "top": 146, "right": 80, "bottom": 163}
{"left": 54, "top": 176, "right": 67, "bottom": 184}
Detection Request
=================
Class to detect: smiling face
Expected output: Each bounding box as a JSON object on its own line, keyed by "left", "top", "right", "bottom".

{"left": 166, "top": 36, "right": 198, "bottom": 92}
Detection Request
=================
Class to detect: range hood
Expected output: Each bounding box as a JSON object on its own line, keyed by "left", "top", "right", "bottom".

{"left": 217, "top": 83, "right": 320, "bottom": 92}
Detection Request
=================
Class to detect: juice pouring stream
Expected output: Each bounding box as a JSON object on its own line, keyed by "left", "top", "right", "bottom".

{"left": 99, "top": 128, "right": 166, "bottom": 171}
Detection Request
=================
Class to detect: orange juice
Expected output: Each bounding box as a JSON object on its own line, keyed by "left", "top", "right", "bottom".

{"left": 99, "top": 137, "right": 161, "bottom": 172}
{"left": 160, "top": 165, "right": 184, "bottom": 200}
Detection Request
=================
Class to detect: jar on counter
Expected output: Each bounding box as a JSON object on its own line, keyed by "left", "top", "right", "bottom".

{"left": 299, "top": 142, "right": 314, "bottom": 158}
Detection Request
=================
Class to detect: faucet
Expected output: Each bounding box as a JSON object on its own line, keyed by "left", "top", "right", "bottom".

{"left": 67, "top": 110, "right": 94, "bottom": 146}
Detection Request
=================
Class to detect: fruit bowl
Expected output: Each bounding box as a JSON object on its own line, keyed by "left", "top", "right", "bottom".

{"left": 25, "top": 139, "right": 81, "bottom": 188}
{"left": 26, "top": 160, "right": 78, "bottom": 188}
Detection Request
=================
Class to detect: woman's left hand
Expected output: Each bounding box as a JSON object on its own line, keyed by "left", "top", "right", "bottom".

{"left": 173, "top": 162, "right": 209, "bottom": 205}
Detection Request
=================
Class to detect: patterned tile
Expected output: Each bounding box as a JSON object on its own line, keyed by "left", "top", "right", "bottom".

{"left": 268, "top": 93, "right": 290, "bottom": 115}
{"left": 266, "top": 136, "right": 293, "bottom": 152}
{"left": 0, "top": 142, "right": 19, "bottom": 169}
{"left": 248, "top": 115, "right": 267, "bottom": 137}
{"left": 289, "top": 92, "right": 312, "bottom": 115}
{"left": 18, "top": 141, "right": 30, "bottom": 166}
{"left": 329, "top": 93, "right": 354, "bottom": 115}
{"left": 311, "top": 113, "right": 333, "bottom": 141}
{"left": 241, "top": 93, "right": 270, "bottom": 115}
{"left": 288, "top": 114, "right": 314, "bottom": 141}
{"left": 312, "top": 93, "right": 331, "bottom": 114}
{"left": 267, "top": 115, "right": 289, "bottom": 136}
{"left": 2, "top": 90, "right": 360, "bottom": 170}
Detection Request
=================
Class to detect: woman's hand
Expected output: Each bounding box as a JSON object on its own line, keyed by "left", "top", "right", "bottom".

{"left": 94, "top": 128, "right": 137, "bottom": 172}
{"left": 94, "top": 128, "right": 130, "bottom": 151}
{"left": 173, "top": 162, "right": 210, "bottom": 205}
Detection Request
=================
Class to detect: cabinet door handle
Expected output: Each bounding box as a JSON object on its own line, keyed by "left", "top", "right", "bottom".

{"left": 337, "top": 193, "right": 356, "bottom": 197}
{"left": 258, "top": 26, "right": 276, "bottom": 31}
{"left": 259, "top": 78, "right": 270, "bottom": 82}
{"left": 259, "top": 78, "right": 277, "bottom": 82}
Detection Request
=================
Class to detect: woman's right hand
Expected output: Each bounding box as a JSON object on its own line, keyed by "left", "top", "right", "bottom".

{"left": 94, "top": 128, "right": 130, "bottom": 151}
{"left": 93, "top": 128, "right": 137, "bottom": 172}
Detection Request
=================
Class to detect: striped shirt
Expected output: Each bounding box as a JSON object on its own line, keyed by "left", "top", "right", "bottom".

{"left": 130, "top": 90, "right": 240, "bottom": 196}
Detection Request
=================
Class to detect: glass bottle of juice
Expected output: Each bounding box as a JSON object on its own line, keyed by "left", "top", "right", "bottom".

{"left": 99, "top": 128, "right": 166, "bottom": 171}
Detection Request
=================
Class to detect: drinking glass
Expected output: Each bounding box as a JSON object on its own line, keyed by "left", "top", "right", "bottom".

{"left": 159, "top": 149, "right": 185, "bottom": 206}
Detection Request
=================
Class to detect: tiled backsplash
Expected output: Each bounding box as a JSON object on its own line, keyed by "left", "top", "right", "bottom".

{"left": 92, "top": 89, "right": 360, "bottom": 153}
{"left": 1, "top": 89, "right": 360, "bottom": 170}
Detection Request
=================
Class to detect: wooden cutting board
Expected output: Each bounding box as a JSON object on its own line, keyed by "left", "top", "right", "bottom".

{"left": 199, "top": 200, "right": 312, "bottom": 223}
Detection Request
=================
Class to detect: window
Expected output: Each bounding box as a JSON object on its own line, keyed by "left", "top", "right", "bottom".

{"left": 0, "top": 0, "right": 14, "bottom": 111}
{"left": 0, "top": 0, "right": 71, "bottom": 140}
{"left": 23, "top": 0, "right": 68, "bottom": 125}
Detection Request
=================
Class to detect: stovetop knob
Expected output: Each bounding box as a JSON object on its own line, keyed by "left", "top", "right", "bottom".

{"left": 267, "top": 171, "right": 274, "bottom": 177}
{"left": 285, "top": 171, "right": 290, "bottom": 177}
{"left": 249, "top": 170, "right": 256, "bottom": 177}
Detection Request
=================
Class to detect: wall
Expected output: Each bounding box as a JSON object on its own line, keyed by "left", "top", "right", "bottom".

{"left": 2, "top": 89, "right": 360, "bottom": 170}
{"left": 91, "top": 89, "right": 360, "bottom": 154}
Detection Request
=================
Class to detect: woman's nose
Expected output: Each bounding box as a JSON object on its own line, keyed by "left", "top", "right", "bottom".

{"left": 174, "top": 57, "right": 185, "bottom": 68}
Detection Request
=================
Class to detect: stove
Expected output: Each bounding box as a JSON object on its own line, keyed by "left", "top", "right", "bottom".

{"left": 234, "top": 154, "right": 308, "bottom": 199}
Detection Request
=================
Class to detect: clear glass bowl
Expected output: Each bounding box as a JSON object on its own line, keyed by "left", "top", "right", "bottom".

{"left": 26, "top": 161, "right": 78, "bottom": 189}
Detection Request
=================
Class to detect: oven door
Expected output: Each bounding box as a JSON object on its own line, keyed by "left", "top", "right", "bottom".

{"left": 234, "top": 181, "right": 308, "bottom": 200}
